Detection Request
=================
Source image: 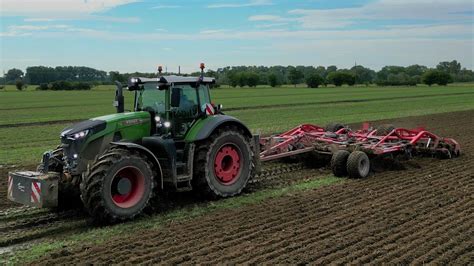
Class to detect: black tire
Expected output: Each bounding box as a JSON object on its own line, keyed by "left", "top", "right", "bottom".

{"left": 325, "top": 122, "right": 345, "bottom": 133}
{"left": 193, "top": 125, "right": 254, "bottom": 198}
{"left": 36, "top": 148, "right": 82, "bottom": 210}
{"left": 80, "top": 148, "right": 156, "bottom": 223}
{"left": 331, "top": 150, "right": 350, "bottom": 177}
{"left": 347, "top": 151, "right": 371, "bottom": 179}
{"left": 375, "top": 124, "right": 395, "bottom": 136}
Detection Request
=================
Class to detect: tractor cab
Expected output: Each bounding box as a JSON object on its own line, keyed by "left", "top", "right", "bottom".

{"left": 127, "top": 75, "right": 216, "bottom": 138}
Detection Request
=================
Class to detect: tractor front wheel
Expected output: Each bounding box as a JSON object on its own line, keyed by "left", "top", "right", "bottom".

{"left": 80, "top": 148, "right": 155, "bottom": 223}
{"left": 193, "top": 125, "right": 254, "bottom": 198}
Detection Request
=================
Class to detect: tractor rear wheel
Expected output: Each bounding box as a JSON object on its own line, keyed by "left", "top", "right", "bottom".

{"left": 325, "top": 122, "right": 345, "bottom": 133}
{"left": 347, "top": 151, "right": 371, "bottom": 178}
{"left": 80, "top": 148, "right": 156, "bottom": 223}
{"left": 193, "top": 125, "right": 254, "bottom": 199}
{"left": 331, "top": 150, "right": 350, "bottom": 177}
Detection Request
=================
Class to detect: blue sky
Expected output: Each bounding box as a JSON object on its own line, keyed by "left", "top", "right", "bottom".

{"left": 1, "top": 0, "right": 473, "bottom": 73}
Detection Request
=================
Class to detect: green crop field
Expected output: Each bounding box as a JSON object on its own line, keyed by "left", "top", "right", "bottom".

{"left": 0, "top": 84, "right": 473, "bottom": 165}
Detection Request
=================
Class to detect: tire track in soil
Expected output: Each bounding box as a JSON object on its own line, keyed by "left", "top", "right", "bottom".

{"left": 0, "top": 164, "right": 311, "bottom": 251}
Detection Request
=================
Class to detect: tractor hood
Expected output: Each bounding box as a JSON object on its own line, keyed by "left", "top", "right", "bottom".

{"left": 61, "top": 112, "right": 151, "bottom": 140}
{"left": 61, "top": 119, "right": 107, "bottom": 139}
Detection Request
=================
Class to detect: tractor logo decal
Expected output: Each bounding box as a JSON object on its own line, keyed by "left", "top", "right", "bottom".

{"left": 8, "top": 175, "right": 13, "bottom": 199}
{"left": 121, "top": 118, "right": 147, "bottom": 126}
{"left": 31, "top": 181, "right": 41, "bottom": 203}
{"left": 202, "top": 103, "right": 215, "bottom": 115}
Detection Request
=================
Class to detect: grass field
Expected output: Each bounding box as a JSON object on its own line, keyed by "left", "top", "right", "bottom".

{"left": 0, "top": 84, "right": 473, "bottom": 165}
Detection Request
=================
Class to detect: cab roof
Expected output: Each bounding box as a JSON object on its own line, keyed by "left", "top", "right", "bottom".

{"left": 138, "top": 75, "right": 215, "bottom": 85}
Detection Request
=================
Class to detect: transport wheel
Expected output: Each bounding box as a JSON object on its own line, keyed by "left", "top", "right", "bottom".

{"left": 347, "top": 151, "right": 371, "bottom": 178}
{"left": 325, "top": 122, "right": 345, "bottom": 133}
{"left": 375, "top": 124, "right": 395, "bottom": 135}
{"left": 331, "top": 150, "right": 350, "bottom": 177}
{"left": 80, "top": 148, "right": 156, "bottom": 223}
{"left": 193, "top": 125, "right": 254, "bottom": 198}
{"left": 36, "top": 148, "right": 82, "bottom": 209}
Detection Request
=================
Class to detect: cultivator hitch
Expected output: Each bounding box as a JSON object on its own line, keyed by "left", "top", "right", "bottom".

{"left": 259, "top": 123, "right": 460, "bottom": 178}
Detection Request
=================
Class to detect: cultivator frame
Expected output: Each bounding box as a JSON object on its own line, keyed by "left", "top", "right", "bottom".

{"left": 259, "top": 123, "right": 460, "bottom": 174}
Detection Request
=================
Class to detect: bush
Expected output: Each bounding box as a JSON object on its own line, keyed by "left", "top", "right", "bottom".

{"left": 422, "top": 70, "right": 452, "bottom": 86}
{"left": 327, "top": 72, "right": 355, "bottom": 87}
{"left": 15, "top": 79, "right": 24, "bottom": 91}
{"left": 305, "top": 73, "right": 324, "bottom": 88}
{"left": 36, "top": 81, "right": 92, "bottom": 91}
{"left": 36, "top": 83, "right": 49, "bottom": 91}
{"left": 268, "top": 73, "right": 277, "bottom": 87}
{"left": 246, "top": 72, "right": 259, "bottom": 87}
{"left": 0, "top": 85, "right": 4, "bottom": 90}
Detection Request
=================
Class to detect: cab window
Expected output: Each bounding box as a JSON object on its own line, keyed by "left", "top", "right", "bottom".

{"left": 136, "top": 83, "right": 166, "bottom": 116}
{"left": 174, "top": 85, "right": 199, "bottom": 117}
{"left": 198, "top": 84, "right": 211, "bottom": 105}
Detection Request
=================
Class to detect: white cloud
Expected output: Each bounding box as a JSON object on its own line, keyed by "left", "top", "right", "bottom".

{"left": 248, "top": 15, "right": 284, "bottom": 21}
{"left": 24, "top": 18, "right": 56, "bottom": 22}
{"left": 1, "top": 0, "right": 138, "bottom": 16}
{"left": 288, "top": 0, "right": 473, "bottom": 29}
{"left": 255, "top": 23, "right": 289, "bottom": 29}
{"left": 151, "top": 5, "right": 181, "bottom": 9}
{"left": 207, "top": 0, "right": 272, "bottom": 9}
{"left": 200, "top": 29, "right": 231, "bottom": 34}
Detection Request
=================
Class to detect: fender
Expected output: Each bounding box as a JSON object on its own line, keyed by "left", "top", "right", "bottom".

{"left": 185, "top": 115, "right": 252, "bottom": 142}
{"left": 110, "top": 142, "right": 164, "bottom": 189}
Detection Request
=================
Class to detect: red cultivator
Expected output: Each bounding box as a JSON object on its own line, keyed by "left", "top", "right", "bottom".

{"left": 259, "top": 123, "right": 461, "bottom": 178}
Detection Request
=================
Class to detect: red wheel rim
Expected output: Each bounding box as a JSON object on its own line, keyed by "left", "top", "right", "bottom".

{"left": 214, "top": 144, "right": 242, "bottom": 185}
{"left": 111, "top": 166, "right": 145, "bottom": 208}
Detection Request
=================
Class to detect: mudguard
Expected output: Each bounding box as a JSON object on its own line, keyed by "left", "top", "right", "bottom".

{"left": 185, "top": 115, "right": 252, "bottom": 142}
{"left": 110, "top": 142, "right": 164, "bottom": 188}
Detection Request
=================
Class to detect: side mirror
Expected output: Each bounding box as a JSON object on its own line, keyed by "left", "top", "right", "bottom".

{"left": 114, "top": 81, "right": 124, "bottom": 113}
{"left": 171, "top": 87, "right": 181, "bottom": 107}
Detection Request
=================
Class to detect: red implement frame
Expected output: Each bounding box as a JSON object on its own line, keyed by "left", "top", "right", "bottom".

{"left": 259, "top": 124, "right": 460, "bottom": 162}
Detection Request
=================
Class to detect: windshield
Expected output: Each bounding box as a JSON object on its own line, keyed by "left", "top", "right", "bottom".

{"left": 136, "top": 82, "right": 166, "bottom": 116}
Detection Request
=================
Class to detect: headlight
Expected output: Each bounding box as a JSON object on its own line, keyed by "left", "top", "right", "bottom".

{"left": 164, "top": 121, "right": 171, "bottom": 128}
{"left": 70, "top": 130, "right": 89, "bottom": 140}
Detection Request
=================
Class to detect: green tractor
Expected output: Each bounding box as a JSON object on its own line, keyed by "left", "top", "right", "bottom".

{"left": 8, "top": 64, "right": 259, "bottom": 223}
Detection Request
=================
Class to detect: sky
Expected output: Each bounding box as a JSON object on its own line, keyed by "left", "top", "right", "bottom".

{"left": 0, "top": 0, "right": 473, "bottom": 73}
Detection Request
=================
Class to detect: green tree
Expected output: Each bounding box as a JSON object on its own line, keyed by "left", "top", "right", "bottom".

{"left": 305, "top": 73, "right": 324, "bottom": 88}
{"left": 327, "top": 72, "right": 355, "bottom": 86}
{"left": 246, "top": 72, "right": 259, "bottom": 87}
{"left": 437, "top": 60, "right": 461, "bottom": 75}
{"left": 6, "top": 68, "right": 24, "bottom": 83}
{"left": 288, "top": 68, "right": 304, "bottom": 87}
{"left": 268, "top": 73, "right": 279, "bottom": 87}
{"left": 422, "top": 70, "right": 452, "bottom": 86}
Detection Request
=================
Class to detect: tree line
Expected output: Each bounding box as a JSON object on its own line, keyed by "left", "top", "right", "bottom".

{"left": 1, "top": 60, "right": 473, "bottom": 90}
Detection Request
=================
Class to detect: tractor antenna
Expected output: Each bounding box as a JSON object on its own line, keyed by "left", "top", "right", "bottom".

{"left": 200, "top": 63, "right": 205, "bottom": 79}
{"left": 157, "top": 66, "right": 163, "bottom": 77}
